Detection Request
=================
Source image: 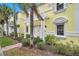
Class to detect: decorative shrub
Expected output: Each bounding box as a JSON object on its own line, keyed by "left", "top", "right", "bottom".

{"left": 16, "top": 37, "right": 23, "bottom": 42}
{"left": 17, "top": 34, "right": 30, "bottom": 42}
{"left": 34, "top": 37, "right": 43, "bottom": 45}
{"left": 45, "top": 35, "right": 58, "bottom": 45}
{"left": 35, "top": 42, "right": 46, "bottom": 50}
{"left": 21, "top": 38, "right": 30, "bottom": 47}
{"left": 0, "top": 37, "right": 15, "bottom": 47}
{"left": 20, "top": 33, "right": 24, "bottom": 38}
{"left": 26, "top": 34, "right": 30, "bottom": 39}
{"left": 52, "top": 39, "right": 79, "bottom": 56}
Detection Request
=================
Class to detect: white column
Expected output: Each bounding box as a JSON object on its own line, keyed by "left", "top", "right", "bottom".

{"left": 41, "top": 20, "right": 45, "bottom": 41}
{"left": 24, "top": 17, "right": 28, "bottom": 38}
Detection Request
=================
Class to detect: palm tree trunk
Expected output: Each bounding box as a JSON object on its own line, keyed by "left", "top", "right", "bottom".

{"left": 13, "top": 3, "right": 17, "bottom": 39}
{"left": 6, "top": 19, "right": 9, "bottom": 36}
{"left": 2, "top": 23, "right": 5, "bottom": 36}
{"left": 30, "top": 7, "right": 34, "bottom": 48}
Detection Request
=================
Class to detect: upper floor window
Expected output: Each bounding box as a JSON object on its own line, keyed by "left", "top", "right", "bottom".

{"left": 57, "top": 3, "right": 64, "bottom": 11}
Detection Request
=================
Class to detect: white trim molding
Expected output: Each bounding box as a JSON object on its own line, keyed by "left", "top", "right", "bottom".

{"left": 66, "top": 32, "right": 79, "bottom": 37}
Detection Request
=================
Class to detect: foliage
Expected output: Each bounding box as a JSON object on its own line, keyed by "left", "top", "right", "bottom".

{"left": 52, "top": 39, "right": 79, "bottom": 56}
{"left": 45, "top": 35, "right": 58, "bottom": 45}
{"left": 26, "top": 34, "right": 30, "bottom": 39}
{"left": 35, "top": 42, "right": 46, "bottom": 50}
{"left": 20, "top": 33, "right": 24, "bottom": 38}
{"left": 34, "top": 37, "right": 43, "bottom": 45}
{"left": 0, "top": 37, "right": 15, "bottom": 47}
{"left": 21, "top": 38, "right": 30, "bottom": 47}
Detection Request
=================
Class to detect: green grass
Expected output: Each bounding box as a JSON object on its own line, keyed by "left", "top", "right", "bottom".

{"left": 0, "top": 37, "right": 15, "bottom": 47}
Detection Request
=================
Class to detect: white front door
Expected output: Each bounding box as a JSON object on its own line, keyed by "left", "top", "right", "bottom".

{"left": 33, "top": 26, "right": 41, "bottom": 37}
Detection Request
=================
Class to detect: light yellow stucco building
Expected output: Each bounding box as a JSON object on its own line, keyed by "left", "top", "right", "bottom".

{"left": 29, "top": 3, "right": 79, "bottom": 40}
{"left": 9, "top": 3, "right": 79, "bottom": 40}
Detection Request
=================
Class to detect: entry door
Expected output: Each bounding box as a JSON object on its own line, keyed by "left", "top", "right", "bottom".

{"left": 33, "top": 26, "right": 41, "bottom": 37}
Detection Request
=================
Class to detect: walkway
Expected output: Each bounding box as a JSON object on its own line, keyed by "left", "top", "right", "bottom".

{"left": 2, "top": 43, "right": 22, "bottom": 51}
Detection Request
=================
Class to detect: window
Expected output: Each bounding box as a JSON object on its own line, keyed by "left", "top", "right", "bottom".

{"left": 57, "top": 3, "right": 64, "bottom": 11}
{"left": 26, "top": 26, "right": 28, "bottom": 32}
{"left": 57, "top": 24, "right": 64, "bottom": 35}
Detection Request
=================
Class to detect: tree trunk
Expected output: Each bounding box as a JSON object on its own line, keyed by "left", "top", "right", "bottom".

{"left": 2, "top": 23, "right": 5, "bottom": 36}
{"left": 30, "top": 7, "right": 34, "bottom": 48}
{"left": 6, "top": 19, "right": 9, "bottom": 36}
{"left": 13, "top": 3, "right": 17, "bottom": 39}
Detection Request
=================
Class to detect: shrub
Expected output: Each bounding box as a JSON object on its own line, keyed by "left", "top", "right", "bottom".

{"left": 52, "top": 39, "right": 79, "bottom": 56}
{"left": 35, "top": 42, "right": 46, "bottom": 50}
{"left": 34, "top": 37, "right": 43, "bottom": 44}
{"left": 17, "top": 34, "right": 30, "bottom": 42}
{"left": 45, "top": 35, "right": 58, "bottom": 45}
{"left": 21, "top": 38, "right": 30, "bottom": 47}
{"left": 21, "top": 33, "right": 24, "bottom": 38}
{"left": 16, "top": 37, "right": 23, "bottom": 42}
{"left": 26, "top": 34, "right": 30, "bottom": 39}
{"left": 0, "top": 37, "right": 15, "bottom": 47}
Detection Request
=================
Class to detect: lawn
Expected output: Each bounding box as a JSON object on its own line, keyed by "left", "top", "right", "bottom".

{"left": 0, "top": 37, "right": 17, "bottom": 47}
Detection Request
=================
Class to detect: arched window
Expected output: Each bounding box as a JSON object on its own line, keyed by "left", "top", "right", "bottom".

{"left": 54, "top": 17, "right": 67, "bottom": 36}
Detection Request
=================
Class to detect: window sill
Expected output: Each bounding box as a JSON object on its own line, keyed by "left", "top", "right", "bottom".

{"left": 54, "top": 8, "right": 66, "bottom": 14}
{"left": 55, "top": 35, "right": 66, "bottom": 39}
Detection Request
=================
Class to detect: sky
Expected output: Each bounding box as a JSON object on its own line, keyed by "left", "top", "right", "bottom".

{"left": 4, "top": 3, "right": 20, "bottom": 12}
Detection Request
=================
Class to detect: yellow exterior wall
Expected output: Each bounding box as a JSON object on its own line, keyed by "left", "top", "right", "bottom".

{"left": 18, "top": 12, "right": 26, "bottom": 34}
{"left": 34, "top": 4, "right": 76, "bottom": 33}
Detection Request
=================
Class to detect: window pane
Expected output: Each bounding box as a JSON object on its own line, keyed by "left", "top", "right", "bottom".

{"left": 26, "top": 26, "right": 28, "bottom": 32}
{"left": 57, "top": 3, "right": 64, "bottom": 11}
{"left": 57, "top": 25, "right": 64, "bottom": 35}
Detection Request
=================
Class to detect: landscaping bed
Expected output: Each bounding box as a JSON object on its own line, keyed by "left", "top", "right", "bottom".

{"left": 4, "top": 47, "right": 60, "bottom": 56}
{"left": 52, "top": 37, "right": 79, "bottom": 56}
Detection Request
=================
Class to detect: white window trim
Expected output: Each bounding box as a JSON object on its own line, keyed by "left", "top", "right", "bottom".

{"left": 55, "top": 23, "right": 66, "bottom": 39}
{"left": 54, "top": 3, "right": 68, "bottom": 13}
{"left": 54, "top": 17, "right": 67, "bottom": 39}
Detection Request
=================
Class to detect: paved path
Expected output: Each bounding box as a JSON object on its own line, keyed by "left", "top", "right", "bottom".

{"left": 0, "top": 47, "right": 4, "bottom": 56}
{"left": 2, "top": 43, "right": 22, "bottom": 51}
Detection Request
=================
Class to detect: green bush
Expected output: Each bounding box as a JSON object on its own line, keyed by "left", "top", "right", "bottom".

{"left": 21, "top": 38, "right": 30, "bottom": 47}
{"left": 16, "top": 37, "right": 23, "bottom": 42}
{"left": 34, "top": 37, "right": 43, "bottom": 44}
{"left": 17, "top": 34, "right": 30, "bottom": 42}
{"left": 45, "top": 35, "right": 58, "bottom": 45}
{"left": 52, "top": 39, "right": 79, "bottom": 56}
{"left": 20, "top": 33, "right": 24, "bottom": 38}
{"left": 26, "top": 34, "right": 30, "bottom": 39}
{"left": 35, "top": 42, "right": 46, "bottom": 50}
{"left": 0, "top": 37, "right": 14, "bottom": 47}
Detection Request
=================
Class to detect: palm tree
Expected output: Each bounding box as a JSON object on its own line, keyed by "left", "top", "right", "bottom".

{"left": 0, "top": 4, "right": 13, "bottom": 36}
{"left": 13, "top": 3, "right": 17, "bottom": 39}
{"left": 19, "top": 3, "right": 44, "bottom": 48}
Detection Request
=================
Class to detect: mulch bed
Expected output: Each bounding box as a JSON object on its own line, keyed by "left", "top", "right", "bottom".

{"left": 4, "top": 47, "right": 62, "bottom": 56}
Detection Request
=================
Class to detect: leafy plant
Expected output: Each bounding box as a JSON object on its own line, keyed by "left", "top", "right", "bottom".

{"left": 35, "top": 42, "right": 46, "bottom": 50}
{"left": 52, "top": 39, "right": 79, "bottom": 56}
{"left": 21, "top": 38, "right": 30, "bottom": 47}
{"left": 0, "top": 37, "right": 15, "bottom": 47}
{"left": 26, "top": 34, "right": 30, "bottom": 39}
{"left": 34, "top": 36, "right": 43, "bottom": 44}
{"left": 45, "top": 35, "right": 57, "bottom": 45}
